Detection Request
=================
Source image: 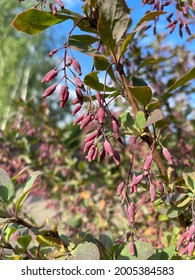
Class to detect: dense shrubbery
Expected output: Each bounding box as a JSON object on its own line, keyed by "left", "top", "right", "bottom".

{"left": 0, "top": 0, "right": 195, "bottom": 259}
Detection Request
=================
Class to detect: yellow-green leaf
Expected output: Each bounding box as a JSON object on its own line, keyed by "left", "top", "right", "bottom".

{"left": 12, "top": 8, "right": 71, "bottom": 35}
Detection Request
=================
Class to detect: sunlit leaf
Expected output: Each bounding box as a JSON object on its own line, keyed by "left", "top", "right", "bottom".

{"left": 183, "top": 167, "right": 195, "bottom": 192}
{"left": 145, "top": 109, "right": 163, "bottom": 127}
{"left": 98, "top": 0, "right": 131, "bottom": 52}
{"left": 84, "top": 71, "right": 115, "bottom": 92}
{"left": 135, "top": 111, "right": 147, "bottom": 131}
{"left": 69, "top": 35, "right": 99, "bottom": 56}
{"left": 12, "top": 8, "right": 72, "bottom": 35}
{"left": 17, "top": 235, "right": 32, "bottom": 250}
{"left": 120, "top": 11, "right": 166, "bottom": 57}
{"left": 129, "top": 86, "right": 152, "bottom": 107}
{"left": 0, "top": 168, "right": 15, "bottom": 204}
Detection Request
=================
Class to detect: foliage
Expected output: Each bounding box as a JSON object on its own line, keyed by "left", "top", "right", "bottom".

{"left": 0, "top": 0, "right": 195, "bottom": 259}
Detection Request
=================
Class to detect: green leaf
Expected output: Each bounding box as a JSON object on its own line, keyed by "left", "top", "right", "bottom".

{"left": 12, "top": 8, "right": 73, "bottom": 35}
{"left": 119, "top": 112, "right": 136, "bottom": 133}
{"left": 120, "top": 11, "right": 166, "bottom": 57}
{"left": 94, "top": 55, "right": 117, "bottom": 82}
{"left": 0, "top": 201, "right": 10, "bottom": 218}
{"left": 11, "top": 166, "right": 29, "bottom": 182}
{"left": 97, "top": 0, "right": 131, "bottom": 52}
{"left": 117, "top": 241, "right": 154, "bottom": 260}
{"left": 183, "top": 168, "right": 195, "bottom": 192}
{"left": 36, "top": 235, "right": 61, "bottom": 247}
{"left": 84, "top": 71, "right": 115, "bottom": 92}
{"left": 0, "top": 168, "right": 15, "bottom": 204}
{"left": 149, "top": 245, "right": 175, "bottom": 260}
{"left": 136, "top": 57, "right": 156, "bottom": 73}
{"left": 15, "top": 171, "right": 42, "bottom": 215}
{"left": 132, "top": 77, "right": 148, "bottom": 86}
{"left": 135, "top": 111, "right": 147, "bottom": 131}
{"left": 166, "top": 206, "right": 186, "bottom": 218}
{"left": 160, "top": 67, "right": 195, "bottom": 104}
{"left": 72, "top": 242, "right": 100, "bottom": 260}
{"left": 17, "top": 235, "right": 32, "bottom": 250}
{"left": 69, "top": 35, "right": 99, "bottom": 56}
{"left": 4, "top": 227, "right": 17, "bottom": 243}
{"left": 145, "top": 109, "right": 163, "bottom": 127}
{"left": 129, "top": 86, "right": 152, "bottom": 107}
{"left": 134, "top": 11, "right": 166, "bottom": 30}
{"left": 177, "top": 196, "right": 192, "bottom": 208}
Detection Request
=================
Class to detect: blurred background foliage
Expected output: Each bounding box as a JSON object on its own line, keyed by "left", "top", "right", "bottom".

{"left": 0, "top": 0, "right": 195, "bottom": 259}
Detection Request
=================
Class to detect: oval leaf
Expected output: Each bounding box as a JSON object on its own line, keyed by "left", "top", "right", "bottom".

{"left": 97, "top": 0, "right": 131, "bottom": 52}
{"left": 12, "top": 8, "right": 71, "bottom": 35}
{"left": 145, "top": 109, "right": 163, "bottom": 127}
{"left": 117, "top": 241, "right": 154, "bottom": 260}
{"left": 0, "top": 168, "right": 15, "bottom": 204}
{"left": 72, "top": 242, "right": 100, "bottom": 260}
{"left": 17, "top": 235, "right": 32, "bottom": 250}
{"left": 129, "top": 86, "right": 152, "bottom": 107}
{"left": 84, "top": 72, "right": 114, "bottom": 92}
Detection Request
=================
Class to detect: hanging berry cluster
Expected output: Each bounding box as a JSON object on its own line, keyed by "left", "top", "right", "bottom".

{"left": 142, "top": 0, "right": 193, "bottom": 37}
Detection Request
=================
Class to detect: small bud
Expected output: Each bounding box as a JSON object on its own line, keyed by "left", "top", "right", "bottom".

{"left": 187, "top": 225, "right": 195, "bottom": 241}
{"left": 84, "top": 131, "right": 98, "bottom": 143}
{"left": 144, "top": 154, "right": 153, "bottom": 172}
{"left": 83, "top": 140, "right": 94, "bottom": 153}
{"left": 49, "top": 49, "right": 58, "bottom": 57}
{"left": 92, "top": 146, "right": 98, "bottom": 160}
{"left": 177, "top": 232, "right": 187, "bottom": 250}
{"left": 163, "top": 147, "right": 173, "bottom": 164}
{"left": 188, "top": 242, "right": 195, "bottom": 257}
{"left": 49, "top": 3, "right": 57, "bottom": 16}
{"left": 72, "top": 58, "right": 82, "bottom": 76}
{"left": 73, "top": 114, "right": 84, "bottom": 126}
{"left": 59, "top": 85, "right": 69, "bottom": 108}
{"left": 66, "top": 56, "right": 73, "bottom": 66}
{"left": 43, "top": 84, "right": 57, "bottom": 99}
{"left": 42, "top": 69, "right": 58, "bottom": 84}
{"left": 150, "top": 184, "right": 156, "bottom": 202}
{"left": 104, "top": 140, "right": 114, "bottom": 156}
{"left": 74, "top": 76, "right": 85, "bottom": 90}
{"left": 157, "top": 180, "right": 164, "bottom": 195}
{"left": 179, "top": 245, "right": 188, "bottom": 256}
{"left": 130, "top": 174, "right": 143, "bottom": 187}
{"left": 54, "top": 0, "right": 64, "bottom": 9}
{"left": 97, "top": 107, "right": 105, "bottom": 124}
{"left": 193, "top": 1, "right": 195, "bottom": 10}
{"left": 95, "top": 92, "right": 102, "bottom": 106}
{"left": 72, "top": 104, "right": 82, "bottom": 116}
{"left": 128, "top": 202, "right": 135, "bottom": 224}
{"left": 87, "top": 145, "right": 96, "bottom": 162}
{"left": 116, "top": 136, "right": 124, "bottom": 146}
{"left": 112, "top": 119, "right": 120, "bottom": 138}
{"left": 76, "top": 87, "right": 83, "bottom": 103}
{"left": 113, "top": 149, "right": 120, "bottom": 165}
{"left": 80, "top": 115, "right": 92, "bottom": 129}
{"left": 72, "top": 98, "right": 80, "bottom": 105}
{"left": 117, "top": 181, "right": 125, "bottom": 196}
{"left": 99, "top": 147, "right": 106, "bottom": 163}
{"left": 129, "top": 241, "right": 135, "bottom": 256}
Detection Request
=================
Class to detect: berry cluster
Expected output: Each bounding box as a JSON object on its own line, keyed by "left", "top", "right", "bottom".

{"left": 142, "top": 0, "right": 193, "bottom": 37}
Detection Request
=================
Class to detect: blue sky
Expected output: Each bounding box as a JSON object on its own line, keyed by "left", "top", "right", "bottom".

{"left": 46, "top": 0, "right": 194, "bottom": 78}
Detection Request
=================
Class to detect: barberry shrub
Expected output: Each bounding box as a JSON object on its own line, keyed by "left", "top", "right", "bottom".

{"left": 0, "top": 0, "right": 194, "bottom": 259}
